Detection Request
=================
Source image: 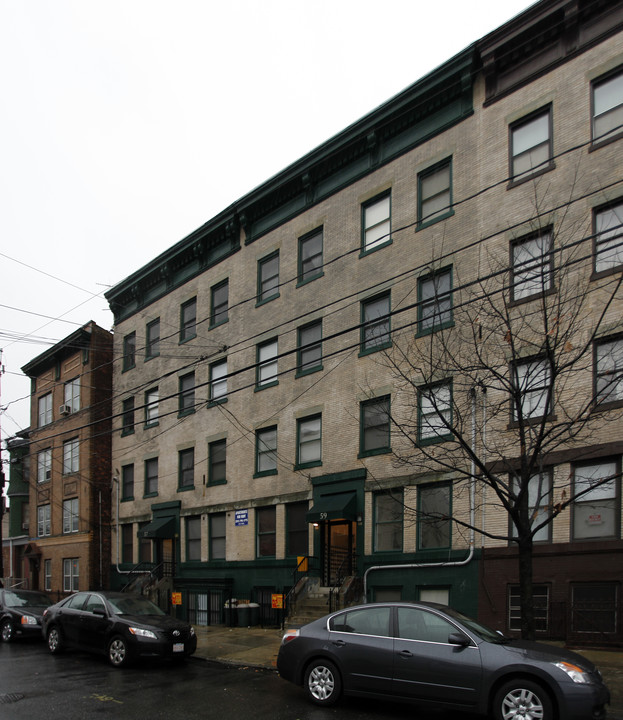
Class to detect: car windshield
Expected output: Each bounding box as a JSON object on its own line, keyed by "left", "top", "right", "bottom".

{"left": 442, "top": 606, "right": 510, "bottom": 643}
{"left": 106, "top": 596, "right": 167, "bottom": 616}
{"left": 4, "top": 591, "right": 52, "bottom": 608}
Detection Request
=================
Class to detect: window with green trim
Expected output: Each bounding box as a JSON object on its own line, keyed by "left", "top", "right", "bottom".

{"left": 208, "top": 439, "right": 226, "bottom": 485}
{"left": 374, "top": 491, "right": 403, "bottom": 552}
{"left": 178, "top": 448, "right": 194, "bottom": 490}
{"left": 360, "top": 292, "right": 391, "bottom": 354}
{"left": 418, "top": 381, "right": 452, "bottom": 444}
{"left": 121, "top": 463, "right": 134, "bottom": 500}
{"left": 297, "top": 321, "right": 322, "bottom": 376}
{"left": 179, "top": 372, "right": 195, "bottom": 415}
{"left": 296, "top": 415, "right": 322, "bottom": 468}
{"left": 362, "top": 192, "right": 391, "bottom": 253}
{"left": 122, "top": 397, "right": 135, "bottom": 436}
{"left": 145, "top": 387, "right": 159, "bottom": 426}
{"left": 418, "top": 483, "right": 451, "bottom": 549}
{"left": 180, "top": 297, "right": 197, "bottom": 342}
{"left": 186, "top": 516, "right": 201, "bottom": 561}
{"left": 287, "top": 502, "right": 308, "bottom": 557}
{"left": 258, "top": 251, "right": 280, "bottom": 303}
{"left": 144, "top": 457, "right": 158, "bottom": 497}
{"left": 418, "top": 267, "right": 453, "bottom": 335}
{"left": 145, "top": 318, "right": 160, "bottom": 359}
{"left": 592, "top": 67, "right": 623, "bottom": 144}
{"left": 256, "top": 426, "right": 277, "bottom": 476}
{"left": 298, "top": 228, "right": 323, "bottom": 284}
{"left": 123, "top": 332, "right": 136, "bottom": 371}
{"left": 418, "top": 158, "right": 452, "bottom": 227}
{"left": 210, "top": 279, "right": 229, "bottom": 327}
{"left": 210, "top": 359, "right": 227, "bottom": 402}
{"left": 257, "top": 338, "right": 278, "bottom": 388}
{"left": 256, "top": 506, "right": 276, "bottom": 557}
{"left": 360, "top": 396, "right": 391, "bottom": 456}
{"left": 210, "top": 513, "right": 226, "bottom": 560}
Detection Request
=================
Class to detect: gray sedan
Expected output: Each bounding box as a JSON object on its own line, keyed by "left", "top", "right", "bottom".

{"left": 277, "top": 602, "right": 609, "bottom": 720}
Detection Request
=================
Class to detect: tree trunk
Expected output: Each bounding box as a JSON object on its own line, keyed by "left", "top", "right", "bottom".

{"left": 517, "top": 537, "right": 535, "bottom": 640}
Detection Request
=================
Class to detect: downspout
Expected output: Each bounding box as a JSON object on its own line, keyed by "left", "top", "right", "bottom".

{"left": 112, "top": 475, "right": 132, "bottom": 575}
{"left": 364, "top": 387, "right": 478, "bottom": 601}
{"left": 99, "top": 490, "right": 103, "bottom": 588}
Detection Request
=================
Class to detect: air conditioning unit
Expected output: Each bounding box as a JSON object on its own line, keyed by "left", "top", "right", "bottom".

{"left": 21, "top": 523, "right": 29, "bottom": 531}
{"left": 59, "top": 404, "right": 72, "bottom": 416}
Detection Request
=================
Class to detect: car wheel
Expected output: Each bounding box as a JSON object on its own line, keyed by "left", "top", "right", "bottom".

{"left": 304, "top": 659, "right": 342, "bottom": 706}
{"left": 108, "top": 636, "right": 129, "bottom": 668}
{"left": 0, "top": 619, "right": 14, "bottom": 643}
{"left": 494, "top": 679, "right": 553, "bottom": 720}
{"left": 47, "top": 626, "right": 64, "bottom": 654}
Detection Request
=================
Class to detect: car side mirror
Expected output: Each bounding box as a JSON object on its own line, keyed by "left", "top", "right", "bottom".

{"left": 448, "top": 631, "right": 471, "bottom": 647}
{"left": 93, "top": 608, "right": 107, "bottom": 617}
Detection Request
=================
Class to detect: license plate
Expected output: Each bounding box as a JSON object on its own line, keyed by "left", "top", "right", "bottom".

{"left": 173, "top": 643, "right": 184, "bottom": 653}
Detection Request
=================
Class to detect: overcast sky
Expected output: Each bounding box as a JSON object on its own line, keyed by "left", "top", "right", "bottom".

{"left": 0, "top": 0, "right": 534, "bottom": 451}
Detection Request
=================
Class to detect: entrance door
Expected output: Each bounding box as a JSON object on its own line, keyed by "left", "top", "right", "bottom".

{"left": 154, "top": 537, "right": 175, "bottom": 577}
{"left": 323, "top": 520, "right": 356, "bottom": 586}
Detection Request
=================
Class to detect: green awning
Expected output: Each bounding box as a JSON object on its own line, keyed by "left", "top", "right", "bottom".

{"left": 306, "top": 493, "right": 357, "bottom": 523}
{"left": 138, "top": 517, "right": 176, "bottom": 539}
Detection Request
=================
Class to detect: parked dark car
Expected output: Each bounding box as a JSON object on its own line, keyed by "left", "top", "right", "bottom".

{"left": 41, "top": 591, "right": 196, "bottom": 667}
{"left": 277, "top": 602, "right": 610, "bottom": 720}
{"left": 0, "top": 589, "right": 53, "bottom": 643}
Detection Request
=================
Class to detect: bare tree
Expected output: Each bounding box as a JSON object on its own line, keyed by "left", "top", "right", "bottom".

{"left": 383, "top": 186, "right": 623, "bottom": 639}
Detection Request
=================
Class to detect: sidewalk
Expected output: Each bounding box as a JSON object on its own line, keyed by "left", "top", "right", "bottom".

{"left": 192, "top": 625, "right": 623, "bottom": 717}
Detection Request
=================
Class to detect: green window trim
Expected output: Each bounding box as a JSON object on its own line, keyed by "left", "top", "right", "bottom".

{"left": 210, "top": 279, "right": 229, "bottom": 328}
{"left": 178, "top": 448, "right": 195, "bottom": 491}
{"left": 359, "top": 395, "right": 391, "bottom": 457}
{"left": 417, "top": 158, "right": 454, "bottom": 230}
{"left": 295, "top": 414, "right": 322, "bottom": 469}
{"left": 296, "top": 321, "right": 323, "bottom": 377}
{"left": 298, "top": 227, "right": 324, "bottom": 285}
{"left": 208, "top": 439, "right": 227, "bottom": 486}
{"left": 417, "top": 266, "right": 454, "bottom": 337}
{"left": 361, "top": 191, "right": 392, "bottom": 255}
{"left": 417, "top": 380, "right": 453, "bottom": 446}
{"left": 257, "top": 251, "right": 280, "bottom": 305}
{"left": 360, "top": 292, "right": 391, "bottom": 356}
{"left": 255, "top": 426, "right": 278, "bottom": 477}
{"left": 417, "top": 482, "right": 452, "bottom": 551}
{"left": 179, "top": 297, "right": 197, "bottom": 344}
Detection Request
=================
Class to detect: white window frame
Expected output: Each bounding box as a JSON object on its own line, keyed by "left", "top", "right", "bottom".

{"left": 64, "top": 378, "right": 80, "bottom": 413}
{"left": 513, "top": 358, "right": 551, "bottom": 421}
{"left": 37, "top": 448, "right": 52, "bottom": 483}
{"left": 257, "top": 339, "right": 278, "bottom": 387}
{"left": 418, "top": 382, "right": 452, "bottom": 442}
{"left": 511, "top": 230, "right": 552, "bottom": 301}
{"left": 362, "top": 193, "right": 391, "bottom": 252}
{"left": 63, "top": 498, "right": 79, "bottom": 534}
{"left": 63, "top": 558, "right": 79, "bottom": 592}
{"left": 592, "top": 68, "right": 623, "bottom": 144}
{"left": 573, "top": 460, "right": 619, "bottom": 541}
{"left": 38, "top": 393, "right": 52, "bottom": 427}
{"left": 210, "top": 360, "right": 228, "bottom": 401}
{"left": 38, "top": 504, "right": 51, "bottom": 537}
{"left": 145, "top": 387, "right": 159, "bottom": 424}
{"left": 595, "top": 336, "right": 623, "bottom": 405}
{"left": 510, "top": 107, "right": 552, "bottom": 180}
{"left": 63, "top": 438, "right": 80, "bottom": 474}
{"left": 594, "top": 201, "right": 623, "bottom": 274}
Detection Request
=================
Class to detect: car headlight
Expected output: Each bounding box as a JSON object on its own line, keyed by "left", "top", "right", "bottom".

{"left": 129, "top": 627, "right": 157, "bottom": 639}
{"left": 190, "top": 626, "right": 195, "bottom": 637}
{"left": 554, "top": 661, "right": 592, "bottom": 684}
{"left": 21, "top": 615, "right": 37, "bottom": 626}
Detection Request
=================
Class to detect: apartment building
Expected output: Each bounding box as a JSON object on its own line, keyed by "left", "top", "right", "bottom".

{"left": 105, "top": 0, "right": 623, "bottom": 641}
{"left": 2, "top": 432, "right": 31, "bottom": 587}
{"left": 21, "top": 321, "right": 113, "bottom": 596}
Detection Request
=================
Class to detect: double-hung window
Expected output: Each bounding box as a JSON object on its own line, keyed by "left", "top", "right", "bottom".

{"left": 360, "top": 293, "right": 391, "bottom": 354}
{"left": 63, "top": 498, "right": 79, "bottom": 534}
{"left": 179, "top": 372, "right": 195, "bottom": 415}
{"left": 210, "top": 513, "right": 226, "bottom": 560}
{"left": 573, "top": 460, "right": 620, "bottom": 540}
{"left": 145, "top": 457, "right": 158, "bottom": 496}
{"left": 298, "top": 228, "right": 323, "bottom": 283}
{"left": 362, "top": 193, "right": 391, "bottom": 253}
{"left": 418, "top": 159, "right": 452, "bottom": 227}
{"left": 594, "top": 200, "right": 623, "bottom": 274}
{"left": 121, "top": 464, "right": 134, "bottom": 500}
{"left": 256, "top": 506, "right": 276, "bottom": 558}
{"left": 37, "top": 448, "right": 52, "bottom": 483}
{"left": 145, "top": 387, "right": 159, "bottom": 426}
{"left": 186, "top": 516, "right": 201, "bottom": 561}
{"left": 418, "top": 381, "right": 452, "bottom": 444}
{"left": 63, "top": 559, "right": 79, "bottom": 592}
{"left": 146, "top": 318, "right": 160, "bottom": 359}
{"left": 38, "top": 393, "right": 52, "bottom": 427}
{"left": 63, "top": 438, "right": 79, "bottom": 475}
{"left": 122, "top": 397, "right": 135, "bottom": 435}
{"left": 374, "top": 492, "right": 403, "bottom": 552}
{"left": 418, "top": 483, "right": 451, "bottom": 549}
{"left": 64, "top": 378, "right": 80, "bottom": 413}
{"left": 595, "top": 336, "right": 623, "bottom": 407}
{"left": 360, "top": 396, "right": 391, "bottom": 456}
{"left": 208, "top": 439, "right": 226, "bottom": 485}
{"left": 178, "top": 448, "right": 194, "bottom": 490}
{"left": 510, "top": 472, "right": 552, "bottom": 543}
{"left": 286, "top": 502, "right": 308, "bottom": 557}
{"left": 210, "top": 279, "right": 229, "bottom": 327}
{"left": 592, "top": 68, "right": 623, "bottom": 144}
{"left": 257, "top": 339, "right": 278, "bottom": 388}
{"left": 123, "top": 332, "right": 136, "bottom": 371}
{"left": 256, "top": 426, "right": 278, "bottom": 476}
{"left": 512, "top": 358, "right": 551, "bottom": 421}
{"left": 210, "top": 360, "right": 228, "bottom": 402}
{"left": 258, "top": 251, "right": 279, "bottom": 303}
{"left": 510, "top": 107, "right": 552, "bottom": 181}
{"left": 38, "top": 504, "right": 51, "bottom": 537}
{"left": 511, "top": 229, "right": 553, "bottom": 301}
{"left": 180, "top": 297, "right": 197, "bottom": 342}
{"left": 297, "top": 321, "right": 322, "bottom": 375}
{"left": 296, "top": 415, "right": 322, "bottom": 468}
{"left": 418, "top": 267, "right": 452, "bottom": 334}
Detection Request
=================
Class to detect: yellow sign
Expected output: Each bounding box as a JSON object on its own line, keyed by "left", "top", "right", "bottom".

{"left": 171, "top": 592, "right": 182, "bottom": 606}
{"left": 297, "top": 556, "right": 308, "bottom": 572}
{"left": 271, "top": 593, "right": 284, "bottom": 609}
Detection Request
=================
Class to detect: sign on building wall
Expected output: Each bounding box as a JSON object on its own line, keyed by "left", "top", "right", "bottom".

{"left": 235, "top": 510, "right": 248, "bottom": 526}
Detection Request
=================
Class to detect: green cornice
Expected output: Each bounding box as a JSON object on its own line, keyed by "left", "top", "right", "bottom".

{"left": 105, "top": 46, "right": 478, "bottom": 324}
{"left": 21, "top": 324, "right": 94, "bottom": 377}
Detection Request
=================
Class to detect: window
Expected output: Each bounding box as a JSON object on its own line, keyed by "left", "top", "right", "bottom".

{"left": 257, "top": 339, "right": 278, "bottom": 388}
{"left": 572, "top": 584, "right": 618, "bottom": 634}
{"left": 510, "top": 472, "right": 552, "bottom": 543}
{"left": 62, "top": 498, "right": 79, "bottom": 534}
{"left": 121, "top": 524, "right": 133, "bottom": 564}
{"left": 396, "top": 606, "right": 454, "bottom": 643}
{"left": 573, "top": 460, "right": 619, "bottom": 540}
{"left": 37, "top": 504, "right": 51, "bottom": 537}
{"left": 178, "top": 448, "right": 194, "bottom": 490}
{"left": 63, "top": 558, "right": 79, "bottom": 592}
{"left": 510, "top": 107, "right": 552, "bottom": 181}
{"left": 256, "top": 426, "right": 278, "bottom": 476}
{"left": 122, "top": 397, "right": 135, "bottom": 435}
{"left": 145, "top": 457, "right": 158, "bottom": 497}
{"left": 360, "top": 292, "right": 391, "bottom": 354}
{"left": 418, "top": 381, "right": 452, "bottom": 443}
{"left": 138, "top": 523, "right": 152, "bottom": 563}
{"left": 362, "top": 193, "right": 391, "bottom": 252}
{"left": 418, "top": 483, "right": 451, "bottom": 549}
{"left": 331, "top": 606, "right": 391, "bottom": 636}
{"left": 257, "top": 251, "right": 280, "bottom": 303}
{"left": 121, "top": 464, "right": 134, "bottom": 500}
{"left": 594, "top": 200, "right": 623, "bottom": 274}
{"left": 418, "top": 159, "right": 452, "bottom": 227}
{"left": 595, "top": 336, "right": 623, "bottom": 407}
{"left": 145, "top": 318, "right": 160, "bottom": 359}
{"left": 509, "top": 585, "right": 549, "bottom": 633}
{"left": 297, "top": 415, "right": 322, "bottom": 468}
{"left": 44, "top": 559, "right": 52, "bottom": 591}
{"left": 62, "top": 438, "right": 79, "bottom": 474}
{"left": 180, "top": 297, "right": 197, "bottom": 342}
{"left": 38, "top": 393, "right": 52, "bottom": 427}
{"left": 360, "top": 396, "right": 391, "bottom": 456}
{"left": 179, "top": 372, "right": 195, "bottom": 415}
{"left": 512, "top": 357, "right": 551, "bottom": 421}
{"left": 123, "top": 332, "right": 136, "bottom": 371}
{"left": 374, "top": 492, "right": 403, "bottom": 552}
{"left": 297, "top": 321, "right": 322, "bottom": 375}
{"left": 208, "top": 439, "right": 226, "bottom": 485}
{"left": 298, "top": 228, "right": 323, "bottom": 283}
{"left": 37, "top": 448, "right": 52, "bottom": 483}
{"left": 145, "top": 387, "right": 159, "bottom": 426}
{"left": 418, "top": 267, "right": 452, "bottom": 334}
{"left": 511, "top": 229, "right": 553, "bottom": 301}
{"left": 287, "top": 502, "right": 308, "bottom": 557}
{"left": 186, "top": 516, "right": 201, "bottom": 561}
{"left": 592, "top": 68, "right": 623, "bottom": 144}
{"left": 210, "top": 279, "right": 229, "bottom": 327}
{"left": 210, "top": 513, "right": 226, "bottom": 560}
{"left": 64, "top": 378, "right": 80, "bottom": 413}
{"left": 256, "top": 506, "right": 276, "bottom": 557}
{"left": 210, "top": 360, "right": 227, "bottom": 402}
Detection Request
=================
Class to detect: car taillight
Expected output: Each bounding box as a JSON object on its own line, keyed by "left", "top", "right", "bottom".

{"left": 281, "top": 629, "right": 300, "bottom": 645}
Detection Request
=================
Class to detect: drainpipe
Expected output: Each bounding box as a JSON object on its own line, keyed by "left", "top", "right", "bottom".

{"left": 112, "top": 475, "right": 132, "bottom": 575}
{"left": 363, "top": 387, "right": 478, "bottom": 601}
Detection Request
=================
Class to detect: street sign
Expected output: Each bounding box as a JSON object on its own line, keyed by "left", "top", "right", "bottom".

{"left": 171, "top": 592, "right": 182, "bottom": 606}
